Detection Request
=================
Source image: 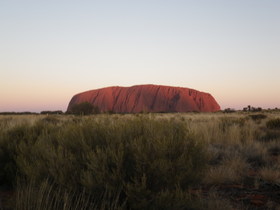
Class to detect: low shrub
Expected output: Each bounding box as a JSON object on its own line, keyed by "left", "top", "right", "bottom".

{"left": 261, "top": 130, "right": 280, "bottom": 141}
{"left": 249, "top": 114, "right": 267, "bottom": 121}
{"left": 266, "top": 118, "right": 280, "bottom": 129}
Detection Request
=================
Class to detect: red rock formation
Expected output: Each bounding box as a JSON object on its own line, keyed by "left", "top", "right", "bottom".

{"left": 67, "top": 85, "right": 220, "bottom": 113}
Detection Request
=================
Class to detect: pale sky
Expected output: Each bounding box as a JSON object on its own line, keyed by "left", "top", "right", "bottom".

{"left": 1, "top": 0, "right": 279, "bottom": 112}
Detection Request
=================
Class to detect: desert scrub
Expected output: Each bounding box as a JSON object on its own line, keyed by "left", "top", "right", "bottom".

{"left": 2, "top": 115, "right": 207, "bottom": 209}
{"left": 5, "top": 112, "right": 279, "bottom": 209}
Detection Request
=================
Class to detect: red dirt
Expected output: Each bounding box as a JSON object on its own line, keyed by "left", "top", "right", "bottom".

{"left": 67, "top": 84, "right": 220, "bottom": 113}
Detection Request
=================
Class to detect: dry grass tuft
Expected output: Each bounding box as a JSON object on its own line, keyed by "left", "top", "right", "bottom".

{"left": 259, "top": 166, "right": 280, "bottom": 184}
{"left": 195, "top": 189, "right": 239, "bottom": 210}
{"left": 203, "top": 156, "right": 249, "bottom": 184}
{"left": 241, "top": 142, "right": 267, "bottom": 168}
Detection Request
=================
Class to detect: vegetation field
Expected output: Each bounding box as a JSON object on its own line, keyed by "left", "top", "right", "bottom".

{"left": 0, "top": 112, "right": 279, "bottom": 209}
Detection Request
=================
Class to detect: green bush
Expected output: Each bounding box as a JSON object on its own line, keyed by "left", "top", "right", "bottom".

{"left": 68, "top": 102, "right": 100, "bottom": 115}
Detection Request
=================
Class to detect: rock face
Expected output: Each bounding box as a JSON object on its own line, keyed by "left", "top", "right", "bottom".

{"left": 67, "top": 85, "right": 220, "bottom": 113}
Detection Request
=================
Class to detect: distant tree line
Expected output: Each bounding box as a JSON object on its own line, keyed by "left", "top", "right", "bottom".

{"left": 223, "top": 108, "right": 236, "bottom": 113}
{"left": 0, "top": 111, "right": 64, "bottom": 115}
{"left": 40, "top": 110, "right": 64, "bottom": 115}
{"left": 0, "top": 112, "right": 38, "bottom": 115}
{"left": 243, "top": 105, "right": 262, "bottom": 112}
{"left": 223, "top": 106, "right": 280, "bottom": 113}
{"left": 0, "top": 102, "right": 101, "bottom": 116}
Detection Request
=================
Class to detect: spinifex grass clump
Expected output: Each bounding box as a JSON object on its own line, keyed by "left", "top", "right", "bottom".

{"left": 1, "top": 115, "right": 207, "bottom": 209}
{"left": 15, "top": 178, "right": 124, "bottom": 210}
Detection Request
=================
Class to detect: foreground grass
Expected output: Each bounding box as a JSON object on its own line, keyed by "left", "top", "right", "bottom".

{"left": 0, "top": 112, "right": 280, "bottom": 209}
